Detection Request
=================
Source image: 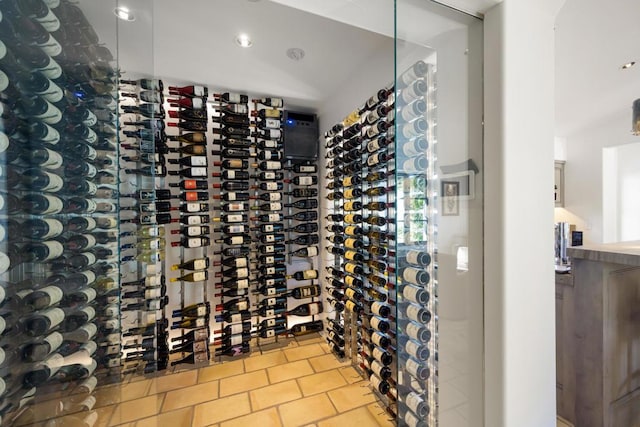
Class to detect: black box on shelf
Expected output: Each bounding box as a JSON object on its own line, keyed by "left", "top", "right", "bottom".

{"left": 283, "top": 111, "right": 319, "bottom": 160}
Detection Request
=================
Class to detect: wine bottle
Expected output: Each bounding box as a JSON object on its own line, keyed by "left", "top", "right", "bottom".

{"left": 285, "top": 301, "right": 323, "bottom": 317}
{"left": 169, "top": 180, "right": 208, "bottom": 191}
{"left": 171, "top": 327, "right": 210, "bottom": 344}
{"left": 211, "top": 170, "right": 250, "bottom": 181}
{"left": 214, "top": 92, "right": 248, "bottom": 104}
{"left": 213, "top": 159, "right": 248, "bottom": 170}
{"left": 168, "top": 132, "right": 207, "bottom": 144}
{"left": 168, "top": 155, "right": 207, "bottom": 167}
{"left": 171, "top": 317, "right": 209, "bottom": 330}
{"left": 284, "top": 199, "right": 318, "bottom": 210}
{"left": 401, "top": 267, "right": 430, "bottom": 286}
{"left": 168, "top": 85, "right": 208, "bottom": 97}
{"left": 180, "top": 214, "right": 211, "bottom": 225}
{"left": 290, "top": 246, "right": 318, "bottom": 258}
{"left": 283, "top": 211, "right": 317, "bottom": 222}
{"left": 171, "top": 257, "right": 209, "bottom": 271}
{"left": 167, "top": 167, "right": 207, "bottom": 177}
{"left": 170, "top": 271, "right": 208, "bottom": 283}
{"left": 121, "top": 103, "right": 164, "bottom": 118}
{"left": 327, "top": 297, "right": 345, "bottom": 312}
{"left": 170, "top": 351, "right": 209, "bottom": 366}
{"left": 172, "top": 303, "right": 210, "bottom": 318}
{"left": 167, "top": 96, "right": 205, "bottom": 110}
{"left": 171, "top": 237, "right": 210, "bottom": 248}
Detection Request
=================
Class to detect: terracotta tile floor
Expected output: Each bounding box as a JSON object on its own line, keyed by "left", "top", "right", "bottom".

{"left": 25, "top": 333, "right": 395, "bottom": 427}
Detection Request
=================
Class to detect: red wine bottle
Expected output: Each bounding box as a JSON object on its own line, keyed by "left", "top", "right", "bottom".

{"left": 168, "top": 85, "right": 208, "bottom": 97}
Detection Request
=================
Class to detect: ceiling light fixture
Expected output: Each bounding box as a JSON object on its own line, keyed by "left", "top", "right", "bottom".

{"left": 114, "top": 6, "right": 135, "bottom": 21}
{"left": 621, "top": 61, "right": 636, "bottom": 70}
{"left": 236, "top": 34, "right": 253, "bottom": 48}
{"left": 286, "top": 48, "right": 305, "bottom": 61}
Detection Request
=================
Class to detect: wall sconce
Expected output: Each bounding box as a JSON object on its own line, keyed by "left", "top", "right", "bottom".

{"left": 633, "top": 98, "right": 640, "bottom": 135}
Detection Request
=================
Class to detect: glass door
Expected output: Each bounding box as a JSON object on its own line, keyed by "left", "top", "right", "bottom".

{"left": 394, "top": 1, "right": 484, "bottom": 425}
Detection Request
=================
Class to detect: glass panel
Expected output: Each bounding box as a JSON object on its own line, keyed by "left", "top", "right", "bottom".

{"left": 395, "top": 1, "right": 484, "bottom": 426}
{"left": 0, "top": 0, "right": 121, "bottom": 424}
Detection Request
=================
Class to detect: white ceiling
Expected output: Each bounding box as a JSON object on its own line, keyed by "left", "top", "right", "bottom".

{"left": 79, "top": 0, "right": 640, "bottom": 139}
{"left": 555, "top": 0, "right": 640, "bottom": 137}
{"left": 80, "top": 0, "right": 488, "bottom": 112}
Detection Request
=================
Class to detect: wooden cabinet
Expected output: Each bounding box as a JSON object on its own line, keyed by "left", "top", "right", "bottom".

{"left": 555, "top": 273, "right": 575, "bottom": 423}
{"left": 557, "top": 259, "right": 640, "bottom": 426}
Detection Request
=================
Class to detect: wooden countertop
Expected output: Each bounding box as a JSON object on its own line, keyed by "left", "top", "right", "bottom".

{"left": 567, "top": 240, "right": 640, "bottom": 267}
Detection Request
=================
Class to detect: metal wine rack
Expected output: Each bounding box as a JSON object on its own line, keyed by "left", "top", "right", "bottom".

{"left": 322, "top": 59, "right": 438, "bottom": 426}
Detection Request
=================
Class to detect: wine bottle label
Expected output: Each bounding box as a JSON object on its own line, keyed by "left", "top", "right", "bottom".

{"left": 403, "top": 267, "right": 428, "bottom": 285}
{"left": 188, "top": 167, "right": 207, "bottom": 176}
{"left": 188, "top": 97, "right": 204, "bottom": 109}
{"left": 223, "top": 215, "right": 242, "bottom": 223}
{"left": 42, "top": 241, "right": 64, "bottom": 260}
{"left": 95, "top": 217, "right": 114, "bottom": 229}
{"left": 84, "top": 199, "right": 97, "bottom": 213}
{"left": 227, "top": 202, "right": 244, "bottom": 212}
{"left": 265, "top": 266, "right": 277, "bottom": 275}
{"left": 74, "top": 323, "right": 98, "bottom": 343}
{"left": 78, "top": 288, "right": 97, "bottom": 303}
{"left": 403, "top": 285, "right": 428, "bottom": 304}
{"left": 405, "top": 340, "right": 429, "bottom": 360}
{"left": 302, "top": 270, "right": 318, "bottom": 279}
{"left": 81, "top": 340, "right": 98, "bottom": 357}
{"left": 345, "top": 251, "right": 358, "bottom": 261}
{"left": 234, "top": 300, "right": 248, "bottom": 311}
{"left": 372, "top": 332, "right": 386, "bottom": 347}
{"left": 370, "top": 317, "right": 387, "bottom": 332}
{"left": 45, "top": 307, "right": 65, "bottom": 330}
{"left": 37, "top": 148, "right": 64, "bottom": 169}
{"left": 182, "top": 203, "right": 198, "bottom": 213}
{"left": 145, "top": 288, "right": 163, "bottom": 299}
{"left": 405, "top": 392, "right": 426, "bottom": 416}
{"left": 38, "top": 219, "right": 64, "bottom": 239}
{"left": 38, "top": 172, "right": 64, "bottom": 193}
{"left": 404, "top": 322, "right": 427, "bottom": 344}
{"left": 404, "top": 409, "right": 422, "bottom": 427}
{"left": 38, "top": 352, "right": 65, "bottom": 377}
{"left": 43, "top": 332, "right": 64, "bottom": 355}
{"left": 186, "top": 226, "right": 202, "bottom": 236}
{"left": 0, "top": 70, "right": 7, "bottom": 92}
{"left": 372, "top": 347, "right": 388, "bottom": 364}
{"left": 345, "top": 288, "right": 357, "bottom": 300}
{"left": 305, "top": 247, "right": 318, "bottom": 257}
{"left": 298, "top": 165, "right": 316, "bottom": 173}
{"left": 406, "top": 304, "right": 429, "bottom": 324}
{"left": 264, "top": 118, "right": 280, "bottom": 129}
{"left": 406, "top": 250, "right": 429, "bottom": 266}
{"left": 308, "top": 302, "right": 321, "bottom": 315}
{"left": 345, "top": 264, "right": 357, "bottom": 274}
{"left": 78, "top": 376, "right": 99, "bottom": 395}
{"left": 188, "top": 156, "right": 207, "bottom": 166}
{"left": 367, "top": 153, "right": 381, "bottom": 166}
{"left": 264, "top": 245, "right": 275, "bottom": 253}
{"left": 81, "top": 306, "right": 97, "bottom": 322}
{"left": 39, "top": 286, "right": 64, "bottom": 306}
{"left": 190, "top": 271, "right": 207, "bottom": 282}
{"left": 344, "top": 276, "right": 356, "bottom": 287}
{"left": 371, "top": 302, "right": 388, "bottom": 317}
{"left": 297, "top": 176, "right": 314, "bottom": 186}
{"left": 187, "top": 237, "right": 204, "bottom": 247}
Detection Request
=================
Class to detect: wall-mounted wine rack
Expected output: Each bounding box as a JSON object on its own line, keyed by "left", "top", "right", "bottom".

{"left": 322, "top": 59, "right": 438, "bottom": 426}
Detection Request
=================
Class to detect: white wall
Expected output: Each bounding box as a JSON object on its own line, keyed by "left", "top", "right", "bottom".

{"left": 558, "top": 110, "right": 640, "bottom": 244}
{"left": 484, "top": 1, "right": 563, "bottom": 426}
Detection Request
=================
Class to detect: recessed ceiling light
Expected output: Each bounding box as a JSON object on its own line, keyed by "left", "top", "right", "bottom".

{"left": 286, "top": 48, "right": 305, "bottom": 61}
{"left": 114, "top": 6, "right": 135, "bottom": 21}
{"left": 622, "top": 61, "right": 636, "bottom": 70}
{"left": 236, "top": 34, "right": 252, "bottom": 48}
